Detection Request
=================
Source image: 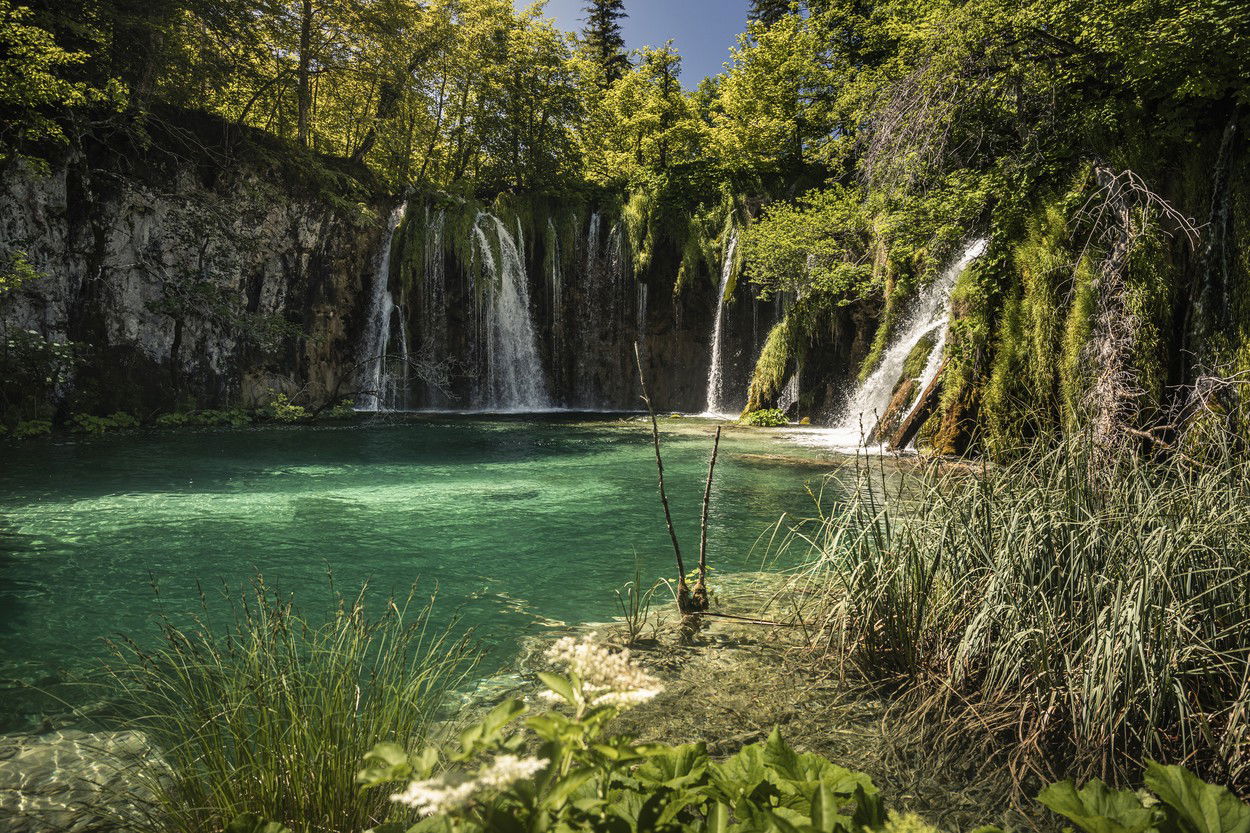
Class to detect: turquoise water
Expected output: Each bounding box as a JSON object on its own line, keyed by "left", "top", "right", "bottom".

{"left": 0, "top": 415, "right": 839, "bottom": 729}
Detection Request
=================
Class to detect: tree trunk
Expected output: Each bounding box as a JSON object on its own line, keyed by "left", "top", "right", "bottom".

{"left": 297, "top": 0, "right": 313, "bottom": 146}
{"left": 889, "top": 363, "right": 945, "bottom": 450}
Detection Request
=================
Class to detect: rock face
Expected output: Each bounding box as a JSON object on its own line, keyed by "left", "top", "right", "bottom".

{"left": 0, "top": 729, "right": 158, "bottom": 833}
{"left": 0, "top": 142, "right": 389, "bottom": 416}
{"left": 1, "top": 129, "right": 780, "bottom": 418}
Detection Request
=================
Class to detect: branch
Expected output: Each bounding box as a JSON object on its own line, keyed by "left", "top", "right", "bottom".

{"left": 634, "top": 341, "right": 693, "bottom": 614}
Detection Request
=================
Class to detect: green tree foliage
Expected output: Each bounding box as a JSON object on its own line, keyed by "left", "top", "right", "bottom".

{"left": 579, "top": 0, "right": 629, "bottom": 86}
{"left": 0, "top": 0, "right": 92, "bottom": 162}
{"left": 747, "top": 0, "right": 794, "bottom": 26}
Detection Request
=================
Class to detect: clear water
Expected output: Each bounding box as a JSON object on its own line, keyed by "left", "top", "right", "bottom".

{"left": 0, "top": 415, "right": 837, "bottom": 730}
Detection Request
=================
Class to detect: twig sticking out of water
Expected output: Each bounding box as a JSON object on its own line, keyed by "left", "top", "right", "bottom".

{"left": 634, "top": 342, "right": 695, "bottom": 614}
{"left": 692, "top": 426, "right": 721, "bottom": 612}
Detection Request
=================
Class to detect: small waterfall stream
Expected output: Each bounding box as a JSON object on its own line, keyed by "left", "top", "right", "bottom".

{"left": 472, "top": 212, "right": 551, "bottom": 411}
{"left": 703, "top": 230, "right": 739, "bottom": 416}
{"left": 814, "top": 238, "right": 987, "bottom": 448}
{"left": 357, "top": 204, "right": 407, "bottom": 411}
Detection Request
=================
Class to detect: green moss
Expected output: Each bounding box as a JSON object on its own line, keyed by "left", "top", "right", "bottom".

{"left": 901, "top": 334, "right": 936, "bottom": 380}
{"left": 745, "top": 315, "right": 796, "bottom": 413}
{"left": 1059, "top": 256, "right": 1097, "bottom": 428}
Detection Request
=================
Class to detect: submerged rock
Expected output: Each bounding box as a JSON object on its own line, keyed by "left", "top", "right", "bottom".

{"left": 0, "top": 729, "right": 158, "bottom": 833}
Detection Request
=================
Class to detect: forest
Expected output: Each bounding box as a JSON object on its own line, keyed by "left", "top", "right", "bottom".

{"left": 3, "top": 0, "right": 1245, "bottom": 452}
{"left": 2, "top": 0, "right": 1250, "bottom": 832}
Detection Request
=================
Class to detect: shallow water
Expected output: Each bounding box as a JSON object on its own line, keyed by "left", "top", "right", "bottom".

{"left": 0, "top": 415, "right": 842, "bottom": 730}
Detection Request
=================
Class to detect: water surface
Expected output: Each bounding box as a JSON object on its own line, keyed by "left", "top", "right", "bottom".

{"left": 0, "top": 415, "right": 841, "bottom": 729}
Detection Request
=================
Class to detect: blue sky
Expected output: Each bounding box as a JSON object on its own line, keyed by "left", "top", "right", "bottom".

{"left": 520, "top": 0, "right": 752, "bottom": 84}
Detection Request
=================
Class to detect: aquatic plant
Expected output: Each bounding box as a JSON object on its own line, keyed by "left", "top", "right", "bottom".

{"left": 99, "top": 580, "right": 478, "bottom": 833}
{"left": 613, "top": 559, "right": 660, "bottom": 645}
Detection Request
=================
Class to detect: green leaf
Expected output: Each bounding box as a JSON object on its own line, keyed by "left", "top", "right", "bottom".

{"left": 538, "top": 672, "right": 577, "bottom": 705}
{"left": 482, "top": 698, "right": 527, "bottom": 734}
{"left": 707, "top": 801, "right": 730, "bottom": 833}
{"left": 812, "top": 783, "right": 836, "bottom": 833}
{"left": 543, "top": 767, "right": 596, "bottom": 810}
{"left": 1145, "top": 762, "right": 1250, "bottom": 833}
{"left": 1037, "top": 779, "right": 1156, "bottom": 833}
{"left": 357, "top": 742, "right": 413, "bottom": 787}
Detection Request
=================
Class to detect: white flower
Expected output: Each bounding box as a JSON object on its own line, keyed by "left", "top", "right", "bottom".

{"left": 589, "top": 688, "right": 661, "bottom": 708}
{"left": 477, "top": 754, "right": 548, "bottom": 789}
{"left": 391, "top": 773, "right": 477, "bottom": 816}
{"left": 390, "top": 755, "right": 547, "bottom": 818}
{"left": 544, "top": 636, "right": 662, "bottom": 710}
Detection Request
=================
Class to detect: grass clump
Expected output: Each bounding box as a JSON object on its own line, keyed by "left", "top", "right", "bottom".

{"left": 787, "top": 435, "right": 1250, "bottom": 797}
{"left": 100, "top": 579, "right": 478, "bottom": 833}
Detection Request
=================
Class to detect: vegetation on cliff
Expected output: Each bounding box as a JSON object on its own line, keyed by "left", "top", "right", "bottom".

{"left": 6, "top": 0, "right": 1246, "bottom": 445}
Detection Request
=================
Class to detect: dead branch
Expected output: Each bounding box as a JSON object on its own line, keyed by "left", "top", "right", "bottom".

{"left": 692, "top": 425, "right": 721, "bottom": 612}
{"left": 634, "top": 342, "right": 694, "bottom": 614}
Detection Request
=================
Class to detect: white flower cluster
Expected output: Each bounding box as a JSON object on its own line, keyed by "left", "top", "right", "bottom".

{"left": 391, "top": 754, "right": 548, "bottom": 817}
{"left": 544, "top": 635, "right": 662, "bottom": 709}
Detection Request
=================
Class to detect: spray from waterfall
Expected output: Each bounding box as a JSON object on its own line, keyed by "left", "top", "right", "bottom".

{"left": 357, "top": 204, "right": 407, "bottom": 411}
{"left": 703, "top": 230, "right": 739, "bottom": 417}
{"left": 471, "top": 212, "right": 550, "bottom": 411}
{"left": 810, "top": 238, "right": 987, "bottom": 449}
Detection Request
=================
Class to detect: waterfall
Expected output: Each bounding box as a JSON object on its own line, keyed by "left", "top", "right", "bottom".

{"left": 820, "top": 238, "right": 987, "bottom": 448}
{"left": 703, "top": 230, "right": 739, "bottom": 417}
{"left": 778, "top": 370, "right": 801, "bottom": 414}
{"left": 357, "top": 204, "right": 407, "bottom": 411}
{"left": 471, "top": 212, "right": 550, "bottom": 411}
{"left": 547, "top": 218, "right": 563, "bottom": 367}
{"left": 636, "top": 282, "right": 648, "bottom": 340}
{"left": 417, "top": 208, "right": 448, "bottom": 406}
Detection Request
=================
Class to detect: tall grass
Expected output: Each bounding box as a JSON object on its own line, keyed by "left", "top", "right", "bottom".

{"left": 789, "top": 436, "right": 1250, "bottom": 795}
{"left": 99, "top": 579, "right": 479, "bottom": 833}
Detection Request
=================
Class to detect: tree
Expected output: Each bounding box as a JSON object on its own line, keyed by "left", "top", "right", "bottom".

{"left": 0, "top": 0, "right": 90, "bottom": 163}
{"left": 747, "top": 0, "right": 793, "bottom": 26}
{"left": 580, "top": 0, "right": 629, "bottom": 86}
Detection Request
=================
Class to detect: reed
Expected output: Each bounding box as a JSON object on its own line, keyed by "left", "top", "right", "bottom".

{"left": 98, "top": 578, "right": 479, "bottom": 833}
{"left": 788, "top": 434, "right": 1250, "bottom": 795}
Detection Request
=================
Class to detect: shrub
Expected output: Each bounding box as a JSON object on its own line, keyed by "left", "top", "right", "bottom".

{"left": 71, "top": 411, "right": 140, "bottom": 433}
{"left": 197, "top": 408, "right": 253, "bottom": 427}
{"left": 100, "top": 580, "right": 478, "bottom": 833}
{"left": 155, "top": 412, "right": 193, "bottom": 427}
{"left": 261, "top": 392, "right": 307, "bottom": 423}
{"left": 155, "top": 409, "right": 254, "bottom": 428}
{"left": 741, "top": 408, "right": 788, "bottom": 427}
{"left": 325, "top": 398, "right": 358, "bottom": 420}
{"left": 12, "top": 419, "right": 51, "bottom": 438}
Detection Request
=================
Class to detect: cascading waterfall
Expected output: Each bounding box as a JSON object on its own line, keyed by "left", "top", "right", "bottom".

{"left": 418, "top": 207, "right": 448, "bottom": 406}
{"left": 636, "top": 282, "right": 648, "bottom": 340}
{"left": 547, "top": 218, "right": 563, "bottom": 364}
{"left": 703, "top": 230, "right": 739, "bottom": 416}
{"left": 471, "top": 212, "right": 550, "bottom": 410}
{"left": 820, "top": 238, "right": 987, "bottom": 448}
{"left": 357, "top": 204, "right": 407, "bottom": 411}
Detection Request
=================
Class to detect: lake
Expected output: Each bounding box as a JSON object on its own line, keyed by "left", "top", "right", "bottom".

{"left": 0, "top": 414, "right": 846, "bottom": 730}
